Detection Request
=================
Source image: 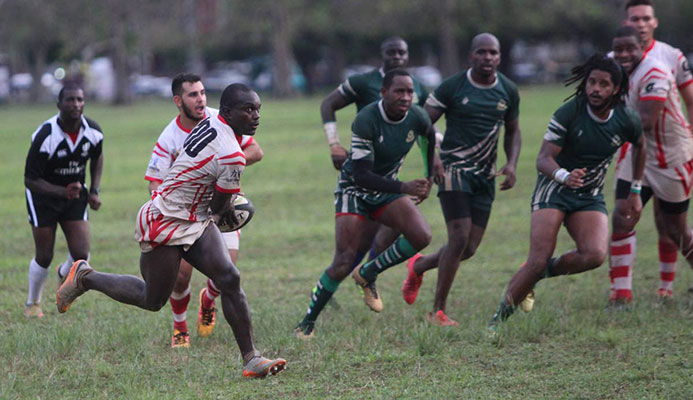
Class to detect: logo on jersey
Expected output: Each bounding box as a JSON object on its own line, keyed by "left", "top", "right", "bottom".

{"left": 462, "top": 97, "right": 469, "bottom": 105}
{"left": 406, "top": 130, "right": 415, "bottom": 143}
{"left": 497, "top": 99, "right": 508, "bottom": 111}
{"left": 645, "top": 82, "right": 655, "bottom": 93}
{"left": 682, "top": 59, "right": 691, "bottom": 73}
{"left": 81, "top": 142, "right": 90, "bottom": 157}
{"left": 57, "top": 149, "right": 68, "bottom": 158}
{"left": 611, "top": 136, "right": 623, "bottom": 147}
{"left": 412, "top": 93, "right": 419, "bottom": 105}
{"left": 578, "top": 130, "right": 583, "bottom": 137}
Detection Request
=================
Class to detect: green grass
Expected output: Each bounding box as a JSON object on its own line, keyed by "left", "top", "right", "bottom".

{"left": 1, "top": 87, "right": 692, "bottom": 399}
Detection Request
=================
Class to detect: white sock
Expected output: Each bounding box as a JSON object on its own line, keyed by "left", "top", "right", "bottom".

{"left": 58, "top": 253, "right": 75, "bottom": 279}
{"left": 27, "top": 259, "right": 49, "bottom": 305}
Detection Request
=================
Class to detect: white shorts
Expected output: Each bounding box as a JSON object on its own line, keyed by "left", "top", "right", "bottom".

{"left": 135, "top": 200, "right": 213, "bottom": 253}
{"left": 615, "top": 145, "right": 693, "bottom": 203}
{"left": 222, "top": 230, "right": 240, "bottom": 250}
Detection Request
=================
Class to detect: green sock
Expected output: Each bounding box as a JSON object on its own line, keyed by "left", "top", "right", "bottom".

{"left": 300, "top": 270, "right": 340, "bottom": 325}
{"left": 541, "top": 257, "right": 558, "bottom": 280}
{"left": 359, "top": 236, "right": 417, "bottom": 282}
{"left": 491, "top": 300, "right": 515, "bottom": 322}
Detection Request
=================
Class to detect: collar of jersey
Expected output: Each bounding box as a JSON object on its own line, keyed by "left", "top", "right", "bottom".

{"left": 586, "top": 102, "right": 614, "bottom": 124}
{"left": 467, "top": 68, "right": 498, "bottom": 89}
{"left": 378, "top": 99, "right": 407, "bottom": 125}
{"left": 378, "top": 67, "right": 385, "bottom": 78}
{"left": 643, "top": 40, "right": 656, "bottom": 58}
{"left": 55, "top": 114, "right": 88, "bottom": 153}
{"left": 176, "top": 109, "right": 209, "bottom": 133}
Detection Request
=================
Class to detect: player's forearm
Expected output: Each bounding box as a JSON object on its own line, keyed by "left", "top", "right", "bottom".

{"left": 679, "top": 84, "right": 693, "bottom": 125}
{"left": 89, "top": 154, "right": 104, "bottom": 193}
{"left": 209, "top": 190, "right": 233, "bottom": 215}
{"left": 630, "top": 137, "right": 646, "bottom": 182}
{"left": 352, "top": 160, "right": 402, "bottom": 193}
{"left": 244, "top": 143, "right": 264, "bottom": 166}
{"left": 24, "top": 177, "right": 71, "bottom": 198}
{"left": 503, "top": 120, "right": 522, "bottom": 167}
{"left": 425, "top": 128, "right": 436, "bottom": 178}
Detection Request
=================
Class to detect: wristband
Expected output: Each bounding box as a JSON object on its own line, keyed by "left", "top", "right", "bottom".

{"left": 630, "top": 180, "right": 642, "bottom": 194}
{"left": 90, "top": 187, "right": 100, "bottom": 195}
{"left": 552, "top": 168, "right": 569, "bottom": 184}
{"left": 323, "top": 122, "right": 339, "bottom": 146}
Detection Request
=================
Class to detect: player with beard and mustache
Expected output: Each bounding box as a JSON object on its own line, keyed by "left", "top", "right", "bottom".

{"left": 487, "top": 54, "right": 646, "bottom": 335}
{"left": 145, "top": 73, "right": 264, "bottom": 347}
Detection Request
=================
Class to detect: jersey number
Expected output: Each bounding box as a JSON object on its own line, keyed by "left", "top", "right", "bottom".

{"left": 184, "top": 119, "right": 217, "bottom": 157}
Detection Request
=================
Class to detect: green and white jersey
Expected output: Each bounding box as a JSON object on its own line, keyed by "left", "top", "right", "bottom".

{"left": 338, "top": 68, "right": 429, "bottom": 111}
{"left": 426, "top": 69, "right": 519, "bottom": 179}
{"left": 542, "top": 96, "right": 642, "bottom": 197}
{"left": 338, "top": 101, "right": 432, "bottom": 194}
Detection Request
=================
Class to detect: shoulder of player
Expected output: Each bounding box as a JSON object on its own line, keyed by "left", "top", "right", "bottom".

{"left": 615, "top": 104, "right": 642, "bottom": 127}
{"left": 635, "top": 57, "right": 673, "bottom": 82}
{"left": 439, "top": 71, "right": 466, "bottom": 88}
{"left": 407, "top": 104, "right": 430, "bottom": 124}
{"left": 83, "top": 116, "right": 103, "bottom": 133}
{"left": 553, "top": 96, "right": 582, "bottom": 122}
{"left": 30, "top": 120, "right": 54, "bottom": 145}
{"left": 653, "top": 40, "right": 683, "bottom": 57}
{"left": 82, "top": 116, "right": 104, "bottom": 143}
{"left": 496, "top": 72, "right": 519, "bottom": 94}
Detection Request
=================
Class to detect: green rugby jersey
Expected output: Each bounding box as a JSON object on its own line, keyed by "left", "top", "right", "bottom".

{"left": 338, "top": 101, "right": 432, "bottom": 193}
{"left": 338, "top": 68, "right": 429, "bottom": 111}
{"left": 426, "top": 69, "right": 520, "bottom": 179}
{"left": 543, "top": 96, "right": 642, "bottom": 196}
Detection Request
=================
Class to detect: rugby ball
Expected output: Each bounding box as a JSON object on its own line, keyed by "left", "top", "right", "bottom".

{"left": 217, "top": 195, "right": 255, "bottom": 232}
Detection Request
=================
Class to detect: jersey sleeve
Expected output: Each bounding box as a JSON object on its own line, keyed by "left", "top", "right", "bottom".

{"left": 338, "top": 74, "right": 365, "bottom": 103}
{"left": 543, "top": 102, "right": 574, "bottom": 147}
{"left": 638, "top": 67, "right": 671, "bottom": 102}
{"left": 415, "top": 81, "right": 429, "bottom": 107}
{"left": 145, "top": 137, "right": 175, "bottom": 183}
{"left": 238, "top": 135, "right": 255, "bottom": 150}
{"left": 674, "top": 49, "right": 693, "bottom": 88}
{"left": 349, "top": 112, "right": 376, "bottom": 163}
{"left": 425, "top": 77, "right": 453, "bottom": 111}
{"left": 215, "top": 151, "right": 245, "bottom": 194}
{"left": 24, "top": 124, "right": 51, "bottom": 180}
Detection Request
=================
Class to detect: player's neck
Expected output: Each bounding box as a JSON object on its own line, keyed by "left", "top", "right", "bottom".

{"left": 58, "top": 115, "right": 81, "bottom": 133}
{"left": 643, "top": 38, "right": 654, "bottom": 51}
{"left": 469, "top": 69, "right": 497, "bottom": 86}
{"left": 178, "top": 113, "right": 199, "bottom": 131}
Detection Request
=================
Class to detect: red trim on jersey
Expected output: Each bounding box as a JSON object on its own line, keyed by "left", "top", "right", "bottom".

{"left": 174, "top": 154, "right": 215, "bottom": 179}
{"left": 679, "top": 79, "right": 693, "bottom": 89}
{"left": 335, "top": 212, "right": 365, "bottom": 221}
{"left": 219, "top": 152, "right": 245, "bottom": 160}
{"left": 175, "top": 115, "right": 193, "bottom": 133}
{"left": 235, "top": 134, "right": 255, "bottom": 149}
{"left": 155, "top": 142, "right": 169, "bottom": 154}
{"left": 643, "top": 40, "right": 656, "bottom": 57}
{"left": 144, "top": 176, "right": 163, "bottom": 183}
{"left": 218, "top": 114, "right": 229, "bottom": 126}
{"left": 215, "top": 185, "right": 240, "bottom": 194}
{"left": 654, "top": 112, "right": 667, "bottom": 168}
{"left": 642, "top": 67, "right": 667, "bottom": 81}
{"left": 188, "top": 185, "right": 209, "bottom": 221}
{"left": 674, "top": 165, "right": 692, "bottom": 196}
{"left": 152, "top": 150, "right": 166, "bottom": 157}
{"left": 615, "top": 143, "right": 630, "bottom": 168}
{"left": 639, "top": 96, "right": 666, "bottom": 102}
{"left": 220, "top": 161, "right": 246, "bottom": 166}
{"left": 66, "top": 130, "right": 79, "bottom": 144}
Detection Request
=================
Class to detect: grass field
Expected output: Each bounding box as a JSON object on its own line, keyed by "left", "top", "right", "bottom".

{"left": 1, "top": 86, "right": 692, "bottom": 399}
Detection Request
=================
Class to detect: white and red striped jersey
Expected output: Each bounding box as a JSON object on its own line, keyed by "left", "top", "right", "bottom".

{"left": 145, "top": 107, "right": 254, "bottom": 184}
{"left": 151, "top": 114, "right": 246, "bottom": 222}
{"left": 643, "top": 40, "right": 693, "bottom": 90}
{"left": 628, "top": 56, "right": 693, "bottom": 168}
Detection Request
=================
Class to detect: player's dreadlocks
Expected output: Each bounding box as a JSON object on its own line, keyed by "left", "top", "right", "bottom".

{"left": 564, "top": 53, "right": 629, "bottom": 106}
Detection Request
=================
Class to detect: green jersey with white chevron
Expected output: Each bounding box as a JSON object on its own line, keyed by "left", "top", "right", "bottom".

{"left": 338, "top": 68, "right": 429, "bottom": 111}
{"left": 426, "top": 69, "right": 519, "bottom": 179}
{"left": 541, "top": 96, "right": 642, "bottom": 197}
{"left": 338, "top": 101, "right": 432, "bottom": 194}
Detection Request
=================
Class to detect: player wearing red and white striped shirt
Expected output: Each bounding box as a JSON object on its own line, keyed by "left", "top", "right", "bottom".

{"left": 145, "top": 74, "right": 263, "bottom": 347}
{"left": 610, "top": 26, "right": 693, "bottom": 304}
{"left": 56, "top": 84, "right": 286, "bottom": 379}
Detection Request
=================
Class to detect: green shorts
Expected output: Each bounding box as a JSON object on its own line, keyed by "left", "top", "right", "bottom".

{"left": 437, "top": 166, "right": 494, "bottom": 212}
{"left": 334, "top": 188, "right": 405, "bottom": 220}
{"left": 531, "top": 175, "right": 607, "bottom": 215}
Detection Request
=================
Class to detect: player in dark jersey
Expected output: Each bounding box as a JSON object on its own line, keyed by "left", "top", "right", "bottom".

{"left": 56, "top": 84, "right": 286, "bottom": 379}
{"left": 402, "top": 33, "right": 521, "bottom": 326}
{"left": 295, "top": 70, "right": 439, "bottom": 338}
{"left": 23, "top": 84, "right": 103, "bottom": 318}
{"left": 487, "top": 54, "right": 646, "bottom": 335}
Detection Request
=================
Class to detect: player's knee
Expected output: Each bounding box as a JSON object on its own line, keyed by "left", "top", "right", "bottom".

{"left": 331, "top": 250, "right": 358, "bottom": 278}
{"left": 409, "top": 227, "right": 432, "bottom": 251}
{"left": 34, "top": 251, "right": 53, "bottom": 268}
{"left": 612, "top": 210, "right": 635, "bottom": 234}
{"left": 213, "top": 266, "right": 241, "bottom": 294}
{"left": 460, "top": 245, "right": 477, "bottom": 261}
{"left": 584, "top": 249, "right": 607, "bottom": 269}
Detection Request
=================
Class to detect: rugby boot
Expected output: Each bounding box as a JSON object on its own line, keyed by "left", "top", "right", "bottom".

{"left": 352, "top": 268, "right": 383, "bottom": 312}
{"left": 171, "top": 329, "right": 190, "bottom": 348}
{"left": 24, "top": 303, "right": 44, "bottom": 318}
{"left": 402, "top": 253, "right": 424, "bottom": 305}
{"left": 56, "top": 260, "right": 92, "bottom": 313}
{"left": 426, "top": 310, "right": 459, "bottom": 327}
{"left": 242, "top": 355, "right": 287, "bottom": 378}
{"left": 196, "top": 288, "right": 216, "bottom": 338}
{"left": 294, "top": 321, "right": 315, "bottom": 340}
{"left": 519, "top": 290, "right": 535, "bottom": 312}
{"left": 657, "top": 288, "right": 673, "bottom": 300}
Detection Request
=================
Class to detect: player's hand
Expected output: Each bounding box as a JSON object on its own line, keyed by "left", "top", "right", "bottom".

{"left": 65, "top": 182, "right": 82, "bottom": 200}
{"left": 330, "top": 145, "right": 348, "bottom": 170}
{"left": 402, "top": 178, "right": 430, "bottom": 199}
{"left": 413, "top": 179, "right": 433, "bottom": 204}
{"left": 565, "top": 168, "right": 586, "bottom": 189}
{"left": 88, "top": 193, "right": 101, "bottom": 210}
{"left": 432, "top": 156, "right": 444, "bottom": 185}
{"left": 497, "top": 164, "right": 516, "bottom": 191}
{"left": 217, "top": 203, "right": 239, "bottom": 228}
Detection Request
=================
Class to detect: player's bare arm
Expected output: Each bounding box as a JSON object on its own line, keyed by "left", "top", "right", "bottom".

{"left": 498, "top": 117, "right": 522, "bottom": 190}
{"left": 243, "top": 141, "right": 264, "bottom": 166}
{"left": 320, "top": 89, "right": 352, "bottom": 170}
{"left": 423, "top": 103, "right": 444, "bottom": 125}
{"left": 536, "top": 140, "right": 585, "bottom": 189}
{"left": 679, "top": 83, "right": 693, "bottom": 126}
{"left": 88, "top": 153, "right": 103, "bottom": 210}
{"left": 25, "top": 177, "right": 81, "bottom": 199}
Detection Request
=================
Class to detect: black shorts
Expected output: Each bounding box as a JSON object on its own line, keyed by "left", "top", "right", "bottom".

{"left": 615, "top": 179, "right": 688, "bottom": 214}
{"left": 438, "top": 191, "right": 492, "bottom": 228}
{"left": 26, "top": 189, "right": 88, "bottom": 227}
